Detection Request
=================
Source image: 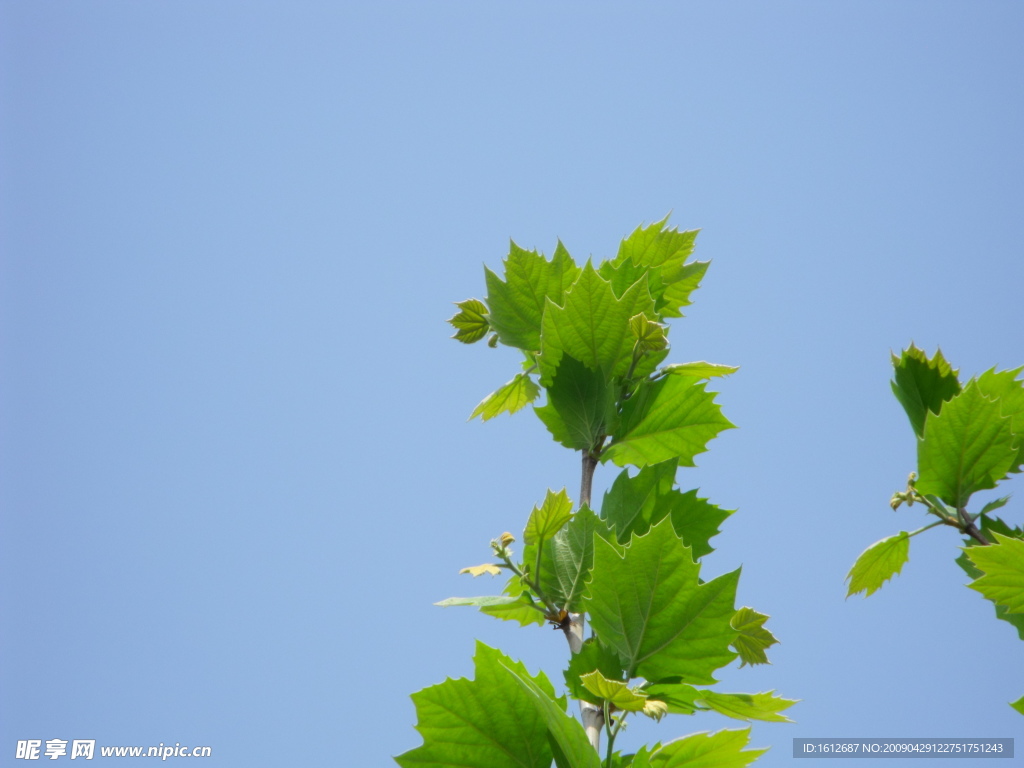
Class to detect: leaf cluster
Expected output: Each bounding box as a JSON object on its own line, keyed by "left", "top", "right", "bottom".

{"left": 847, "top": 345, "right": 1024, "bottom": 714}
{"left": 398, "top": 218, "right": 795, "bottom": 767}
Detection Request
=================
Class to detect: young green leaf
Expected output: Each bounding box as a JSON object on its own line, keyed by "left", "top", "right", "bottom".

{"left": 394, "top": 642, "right": 560, "bottom": 768}
{"left": 644, "top": 728, "right": 766, "bottom": 768}
{"left": 890, "top": 344, "right": 961, "bottom": 437}
{"left": 523, "top": 488, "right": 574, "bottom": 546}
{"left": 470, "top": 373, "right": 541, "bottom": 421}
{"left": 484, "top": 240, "right": 580, "bottom": 352}
{"left": 564, "top": 637, "right": 628, "bottom": 705}
{"left": 447, "top": 298, "right": 490, "bottom": 344}
{"left": 612, "top": 216, "right": 707, "bottom": 319}
{"left": 965, "top": 532, "right": 1024, "bottom": 614}
{"left": 538, "top": 262, "right": 656, "bottom": 385}
{"left": 526, "top": 506, "right": 612, "bottom": 613}
{"left": 662, "top": 362, "right": 739, "bottom": 379}
{"left": 696, "top": 691, "right": 797, "bottom": 723}
{"left": 975, "top": 366, "right": 1024, "bottom": 472}
{"left": 916, "top": 381, "right": 1017, "bottom": 508}
{"left": 730, "top": 607, "right": 779, "bottom": 667}
{"left": 630, "top": 313, "right": 669, "bottom": 352}
{"left": 585, "top": 518, "right": 739, "bottom": 684}
{"left": 846, "top": 532, "right": 910, "bottom": 598}
{"left": 579, "top": 671, "right": 649, "bottom": 711}
{"left": 603, "top": 376, "right": 735, "bottom": 469}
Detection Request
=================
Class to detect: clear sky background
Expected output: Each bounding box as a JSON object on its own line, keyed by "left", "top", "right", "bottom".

{"left": 2, "top": 3, "right": 1022, "bottom": 766}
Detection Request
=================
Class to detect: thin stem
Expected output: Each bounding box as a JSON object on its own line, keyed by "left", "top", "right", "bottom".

{"left": 580, "top": 451, "right": 599, "bottom": 508}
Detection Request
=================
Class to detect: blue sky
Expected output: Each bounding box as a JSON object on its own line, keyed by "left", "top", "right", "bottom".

{"left": 2, "top": 3, "right": 1022, "bottom": 766}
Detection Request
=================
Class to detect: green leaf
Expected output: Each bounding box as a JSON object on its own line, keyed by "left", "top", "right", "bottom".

{"left": 580, "top": 671, "right": 649, "bottom": 711}
{"left": 975, "top": 366, "right": 1024, "bottom": 472}
{"left": 957, "top": 523, "right": 1024, "bottom": 640}
{"left": 484, "top": 240, "right": 580, "bottom": 351}
{"left": 612, "top": 216, "right": 706, "bottom": 319}
{"left": 533, "top": 355, "right": 617, "bottom": 451}
{"left": 564, "top": 637, "right": 628, "bottom": 705}
{"left": 527, "top": 506, "right": 612, "bottom": 612}
{"left": 538, "top": 262, "right": 656, "bottom": 386}
{"left": 730, "top": 607, "right": 779, "bottom": 667}
{"left": 434, "top": 594, "right": 545, "bottom": 627}
{"left": 447, "top": 298, "right": 491, "bottom": 344}
{"left": 696, "top": 691, "right": 797, "bottom": 723}
{"left": 663, "top": 362, "right": 739, "bottom": 379}
{"left": 499, "top": 658, "right": 603, "bottom": 768}
{"left": 630, "top": 313, "right": 668, "bottom": 352}
{"left": 600, "top": 461, "right": 731, "bottom": 559}
{"left": 669, "top": 491, "right": 733, "bottom": 561}
{"left": 604, "top": 376, "right": 735, "bottom": 469}
{"left": 980, "top": 497, "right": 1013, "bottom": 516}
{"left": 1011, "top": 695, "right": 1024, "bottom": 716}
{"left": 601, "top": 461, "right": 680, "bottom": 543}
{"left": 523, "top": 489, "right": 574, "bottom": 546}
{"left": 966, "top": 532, "right": 1024, "bottom": 614}
{"left": 890, "top": 344, "right": 961, "bottom": 437}
{"left": 471, "top": 374, "right": 541, "bottom": 421}
{"left": 846, "top": 532, "right": 910, "bottom": 598}
{"left": 585, "top": 518, "right": 739, "bottom": 683}
{"left": 916, "top": 381, "right": 1017, "bottom": 508}
{"left": 645, "top": 729, "right": 766, "bottom": 768}
{"left": 394, "top": 642, "right": 559, "bottom": 768}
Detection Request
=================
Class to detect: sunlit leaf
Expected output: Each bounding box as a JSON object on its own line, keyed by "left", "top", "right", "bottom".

{"left": 604, "top": 376, "right": 735, "bottom": 469}
{"left": 526, "top": 506, "right": 611, "bottom": 612}
{"left": 585, "top": 518, "right": 739, "bottom": 683}
{"left": 538, "top": 262, "right": 656, "bottom": 386}
{"left": 485, "top": 240, "right": 580, "bottom": 351}
{"left": 645, "top": 729, "right": 765, "bottom": 768}
{"left": 523, "top": 488, "right": 574, "bottom": 546}
{"left": 730, "top": 607, "right": 779, "bottom": 667}
{"left": 975, "top": 366, "right": 1024, "bottom": 472}
{"left": 564, "top": 637, "right": 627, "bottom": 705}
{"left": 447, "top": 298, "right": 490, "bottom": 344}
{"left": 470, "top": 373, "right": 541, "bottom": 421}
{"left": 916, "top": 381, "right": 1017, "bottom": 507}
{"left": 696, "top": 691, "right": 797, "bottom": 723}
{"left": 580, "top": 671, "right": 649, "bottom": 711}
{"left": 394, "top": 642, "right": 559, "bottom": 768}
{"left": 662, "top": 362, "right": 739, "bottom": 379}
{"left": 612, "top": 216, "right": 706, "bottom": 319}
{"left": 846, "top": 532, "right": 910, "bottom": 598}
{"left": 966, "top": 532, "right": 1024, "bottom": 614}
